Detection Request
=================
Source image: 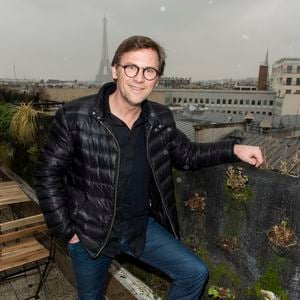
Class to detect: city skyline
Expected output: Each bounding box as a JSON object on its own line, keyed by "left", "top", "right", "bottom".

{"left": 1, "top": 0, "right": 300, "bottom": 81}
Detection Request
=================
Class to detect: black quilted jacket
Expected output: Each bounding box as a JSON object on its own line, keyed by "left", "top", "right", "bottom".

{"left": 35, "top": 82, "right": 237, "bottom": 258}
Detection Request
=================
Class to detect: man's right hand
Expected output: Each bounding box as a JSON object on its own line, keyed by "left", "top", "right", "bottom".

{"left": 69, "top": 233, "right": 80, "bottom": 244}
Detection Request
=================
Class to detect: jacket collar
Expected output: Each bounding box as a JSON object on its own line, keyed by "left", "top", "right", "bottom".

{"left": 91, "top": 82, "right": 159, "bottom": 127}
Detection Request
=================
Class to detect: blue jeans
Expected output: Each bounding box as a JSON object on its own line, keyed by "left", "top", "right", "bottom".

{"left": 68, "top": 217, "right": 208, "bottom": 300}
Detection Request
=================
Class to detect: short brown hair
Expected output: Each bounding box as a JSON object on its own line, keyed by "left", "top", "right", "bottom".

{"left": 111, "top": 35, "right": 166, "bottom": 75}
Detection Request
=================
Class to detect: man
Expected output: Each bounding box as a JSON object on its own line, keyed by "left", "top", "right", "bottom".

{"left": 35, "top": 36, "right": 263, "bottom": 300}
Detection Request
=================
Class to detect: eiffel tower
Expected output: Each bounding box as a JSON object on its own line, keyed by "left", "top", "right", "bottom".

{"left": 95, "top": 17, "right": 112, "bottom": 84}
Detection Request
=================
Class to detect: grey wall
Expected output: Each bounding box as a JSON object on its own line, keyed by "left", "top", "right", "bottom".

{"left": 175, "top": 163, "right": 300, "bottom": 299}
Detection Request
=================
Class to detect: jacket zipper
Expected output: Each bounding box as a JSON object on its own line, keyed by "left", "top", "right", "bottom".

{"left": 146, "top": 125, "right": 178, "bottom": 239}
{"left": 95, "top": 120, "right": 120, "bottom": 257}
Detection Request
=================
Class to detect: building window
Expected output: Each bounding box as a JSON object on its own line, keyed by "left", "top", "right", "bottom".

{"left": 233, "top": 111, "right": 237, "bottom": 114}
{"left": 228, "top": 99, "right": 232, "bottom": 104}
{"left": 183, "top": 98, "right": 187, "bottom": 103}
{"left": 257, "top": 100, "right": 261, "bottom": 106}
{"left": 269, "top": 100, "right": 274, "bottom": 106}
{"left": 222, "top": 110, "right": 225, "bottom": 113}
{"left": 205, "top": 98, "right": 209, "bottom": 104}
{"left": 287, "top": 65, "right": 293, "bottom": 73}
{"left": 194, "top": 98, "right": 198, "bottom": 103}
{"left": 240, "top": 99, "right": 244, "bottom": 105}
{"left": 246, "top": 99, "right": 250, "bottom": 105}
{"left": 178, "top": 98, "right": 182, "bottom": 103}
{"left": 286, "top": 78, "right": 292, "bottom": 85}
{"left": 173, "top": 98, "right": 177, "bottom": 103}
{"left": 286, "top": 90, "right": 292, "bottom": 94}
{"left": 222, "top": 99, "right": 226, "bottom": 104}
{"left": 200, "top": 98, "right": 203, "bottom": 103}
{"left": 217, "top": 99, "right": 221, "bottom": 104}
{"left": 262, "top": 112, "right": 266, "bottom": 115}
{"left": 296, "top": 78, "right": 300, "bottom": 86}
{"left": 189, "top": 98, "right": 193, "bottom": 103}
{"left": 268, "top": 112, "right": 272, "bottom": 116}
{"left": 234, "top": 99, "right": 238, "bottom": 105}
{"left": 251, "top": 100, "right": 256, "bottom": 105}
{"left": 297, "top": 66, "right": 300, "bottom": 73}
{"left": 263, "top": 100, "right": 268, "bottom": 106}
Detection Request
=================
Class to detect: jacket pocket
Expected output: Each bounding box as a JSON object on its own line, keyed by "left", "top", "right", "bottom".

{"left": 67, "top": 186, "right": 86, "bottom": 219}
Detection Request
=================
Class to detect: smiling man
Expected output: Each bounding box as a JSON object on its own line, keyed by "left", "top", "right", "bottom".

{"left": 35, "top": 36, "right": 263, "bottom": 300}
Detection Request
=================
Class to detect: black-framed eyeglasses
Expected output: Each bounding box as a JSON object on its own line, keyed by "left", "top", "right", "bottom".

{"left": 117, "top": 64, "right": 160, "bottom": 81}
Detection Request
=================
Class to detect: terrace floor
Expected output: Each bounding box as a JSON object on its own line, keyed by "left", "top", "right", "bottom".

{"left": 0, "top": 262, "right": 76, "bottom": 300}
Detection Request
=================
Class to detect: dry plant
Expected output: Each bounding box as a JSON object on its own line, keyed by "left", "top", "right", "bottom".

{"left": 184, "top": 193, "right": 206, "bottom": 214}
{"left": 9, "top": 102, "right": 38, "bottom": 145}
{"left": 217, "top": 236, "right": 240, "bottom": 252}
{"left": 267, "top": 220, "right": 297, "bottom": 248}
{"left": 279, "top": 150, "right": 300, "bottom": 176}
{"left": 208, "top": 286, "right": 236, "bottom": 299}
{"left": 226, "top": 166, "right": 248, "bottom": 193}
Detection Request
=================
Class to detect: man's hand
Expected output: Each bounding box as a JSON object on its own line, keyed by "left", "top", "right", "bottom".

{"left": 233, "top": 144, "right": 264, "bottom": 167}
{"left": 69, "top": 233, "right": 80, "bottom": 244}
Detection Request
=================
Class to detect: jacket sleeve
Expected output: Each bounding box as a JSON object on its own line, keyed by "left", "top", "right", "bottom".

{"left": 168, "top": 122, "right": 238, "bottom": 171}
{"left": 34, "top": 106, "right": 75, "bottom": 242}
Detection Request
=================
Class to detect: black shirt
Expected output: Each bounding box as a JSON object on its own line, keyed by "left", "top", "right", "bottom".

{"left": 101, "top": 95, "right": 152, "bottom": 258}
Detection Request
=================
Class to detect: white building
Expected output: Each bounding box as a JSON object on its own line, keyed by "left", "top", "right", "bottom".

{"left": 271, "top": 58, "right": 300, "bottom": 115}
{"left": 149, "top": 88, "right": 276, "bottom": 117}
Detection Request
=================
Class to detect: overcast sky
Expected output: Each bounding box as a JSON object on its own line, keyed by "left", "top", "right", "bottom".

{"left": 1, "top": 0, "right": 300, "bottom": 81}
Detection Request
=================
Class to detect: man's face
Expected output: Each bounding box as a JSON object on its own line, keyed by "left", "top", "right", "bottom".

{"left": 112, "top": 48, "right": 160, "bottom": 107}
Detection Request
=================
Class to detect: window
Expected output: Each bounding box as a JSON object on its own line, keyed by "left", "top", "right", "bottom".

{"left": 286, "top": 90, "right": 291, "bottom": 94}
{"left": 297, "top": 66, "right": 300, "bottom": 73}
{"left": 296, "top": 78, "right": 300, "bottom": 86}
{"left": 178, "top": 98, "right": 182, "bottom": 103}
{"left": 268, "top": 112, "right": 272, "bottom": 116}
{"left": 173, "top": 97, "right": 176, "bottom": 103}
{"left": 189, "top": 98, "right": 193, "bottom": 103}
{"left": 263, "top": 100, "right": 268, "bottom": 106}
{"left": 286, "top": 78, "right": 292, "bottom": 85}
{"left": 251, "top": 100, "right": 255, "bottom": 105}
{"left": 205, "top": 98, "right": 209, "bottom": 104}
{"left": 257, "top": 100, "right": 261, "bottom": 106}
{"left": 287, "top": 65, "right": 293, "bottom": 73}
{"left": 246, "top": 99, "right": 250, "bottom": 105}
{"left": 262, "top": 112, "right": 266, "bottom": 115}
{"left": 234, "top": 99, "right": 238, "bottom": 105}
{"left": 183, "top": 98, "right": 187, "bottom": 103}
{"left": 240, "top": 99, "right": 244, "bottom": 105}
{"left": 194, "top": 98, "right": 198, "bottom": 103}
{"left": 222, "top": 99, "right": 226, "bottom": 104}
{"left": 228, "top": 99, "right": 232, "bottom": 104}
{"left": 269, "top": 100, "right": 274, "bottom": 106}
{"left": 227, "top": 110, "right": 231, "bottom": 113}
{"left": 233, "top": 111, "right": 237, "bottom": 114}
{"left": 200, "top": 98, "right": 203, "bottom": 103}
{"left": 217, "top": 99, "right": 221, "bottom": 104}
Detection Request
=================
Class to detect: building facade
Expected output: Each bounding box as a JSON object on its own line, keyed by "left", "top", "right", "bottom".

{"left": 271, "top": 58, "right": 300, "bottom": 115}
{"left": 149, "top": 88, "right": 276, "bottom": 116}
